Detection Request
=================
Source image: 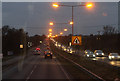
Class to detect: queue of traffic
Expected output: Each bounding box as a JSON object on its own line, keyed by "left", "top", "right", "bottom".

{"left": 32, "top": 39, "right": 53, "bottom": 59}
{"left": 51, "top": 38, "right": 120, "bottom": 61}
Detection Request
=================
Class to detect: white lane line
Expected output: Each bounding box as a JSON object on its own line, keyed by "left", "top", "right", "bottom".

{"left": 54, "top": 57, "right": 72, "bottom": 81}
{"left": 55, "top": 51, "right": 106, "bottom": 81}
{"left": 25, "top": 65, "right": 37, "bottom": 81}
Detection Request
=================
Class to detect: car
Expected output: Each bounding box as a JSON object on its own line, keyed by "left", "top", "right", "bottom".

{"left": 108, "top": 53, "right": 120, "bottom": 60}
{"left": 69, "top": 48, "right": 75, "bottom": 54}
{"left": 36, "top": 47, "right": 40, "bottom": 51}
{"left": 84, "top": 50, "right": 91, "bottom": 54}
{"left": 33, "top": 50, "right": 40, "bottom": 55}
{"left": 44, "top": 50, "right": 53, "bottom": 59}
{"left": 84, "top": 51, "right": 96, "bottom": 58}
{"left": 94, "top": 50, "right": 104, "bottom": 57}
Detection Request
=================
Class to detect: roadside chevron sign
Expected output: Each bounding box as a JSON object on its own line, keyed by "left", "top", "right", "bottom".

{"left": 72, "top": 36, "right": 82, "bottom": 45}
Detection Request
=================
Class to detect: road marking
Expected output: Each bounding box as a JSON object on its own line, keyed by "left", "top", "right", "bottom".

{"left": 26, "top": 65, "right": 37, "bottom": 81}
{"left": 55, "top": 51, "right": 106, "bottom": 81}
{"left": 54, "top": 56, "right": 72, "bottom": 81}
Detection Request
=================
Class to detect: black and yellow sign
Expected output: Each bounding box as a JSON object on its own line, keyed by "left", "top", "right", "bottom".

{"left": 72, "top": 36, "right": 82, "bottom": 45}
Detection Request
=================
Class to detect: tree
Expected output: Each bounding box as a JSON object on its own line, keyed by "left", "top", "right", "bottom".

{"left": 2, "top": 26, "right": 28, "bottom": 56}
{"left": 103, "top": 25, "right": 116, "bottom": 35}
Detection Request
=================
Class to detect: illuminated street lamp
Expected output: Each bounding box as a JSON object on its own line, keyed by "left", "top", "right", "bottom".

{"left": 52, "top": 3, "right": 93, "bottom": 35}
{"left": 49, "top": 34, "right": 52, "bottom": 37}
{"left": 49, "top": 29, "right": 52, "bottom": 32}
{"left": 86, "top": 3, "right": 93, "bottom": 8}
{"left": 49, "top": 33, "right": 52, "bottom": 35}
{"left": 53, "top": 3, "right": 59, "bottom": 8}
{"left": 60, "top": 32, "right": 63, "bottom": 35}
{"left": 49, "top": 22, "right": 54, "bottom": 26}
{"left": 48, "top": 35, "right": 50, "bottom": 37}
{"left": 55, "top": 35, "right": 58, "bottom": 37}
{"left": 64, "top": 29, "right": 67, "bottom": 31}
{"left": 70, "top": 21, "right": 73, "bottom": 25}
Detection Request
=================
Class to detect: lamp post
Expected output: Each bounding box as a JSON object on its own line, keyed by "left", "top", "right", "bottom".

{"left": 49, "top": 22, "right": 68, "bottom": 35}
{"left": 52, "top": 3, "right": 93, "bottom": 35}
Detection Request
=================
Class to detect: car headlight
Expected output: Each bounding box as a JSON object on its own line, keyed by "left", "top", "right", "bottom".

{"left": 93, "top": 55, "right": 95, "bottom": 57}
{"left": 70, "top": 51, "right": 72, "bottom": 53}
{"left": 109, "top": 56, "right": 111, "bottom": 59}
{"left": 64, "top": 49, "right": 66, "bottom": 51}
{"left": 102, "top": 53, "right": 104, "bottom": 55}
{"left": 109, "top": 56, "right": 114, "bottom": 58}
{"left": 87, "top": 55, "right": 89, "bottom": 57}
{"left": 96, "top": 53, "right": 99, "bottom": 55}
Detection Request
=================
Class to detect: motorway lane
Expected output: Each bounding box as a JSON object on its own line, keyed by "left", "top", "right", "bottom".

{"left": 63, "top": 49, "right": 120, "bottom": 67}
{"left": 3, "top": 43, "right": 70, "bottom": 80}
{"left": 27, "top": 55, "right": 68, "bottom": 79}
{"left": 52, "top": 39, "right": 120, "bottom": 67}
{"left": 90, "top": 57, "right": 120, "bottom": 67}
{"left": 74, "top": 49, "right": 120, "bottom": 67}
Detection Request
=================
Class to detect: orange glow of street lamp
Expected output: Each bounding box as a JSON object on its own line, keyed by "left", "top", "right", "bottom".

{"left": 49, "top": 33, "right": 52, "bottom": 35}
{"left": 48, "top": 35, "right": 50, "bottom": 37}
{"left": 53, "top": 3, "right": 59, "bottom": 8}
{"left": 60, "top": 32, "right": 63, "bottom": 35}
{"left": 49, "top": 29, "right": 52, "bottom": 32}
{"left": 64, "top": 29, "right": 67, "bottom": 31}
{"left": 55, "top": 35, "right": 58, "bottom": 37}
{"left": 70, "top": 21, "right": 74, "bottom": 25}
{"left": 49, "top": 22, "right": 54, "bottom": 26}
{"left": 86, "top": 3, "right": 93, "bottom": 8}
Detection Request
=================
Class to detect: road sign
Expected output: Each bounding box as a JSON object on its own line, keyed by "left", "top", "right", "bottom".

{"left": 72, "top": 36, "right": 82, "bottom": 45}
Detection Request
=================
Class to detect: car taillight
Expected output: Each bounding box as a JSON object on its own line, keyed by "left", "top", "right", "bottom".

{"left": 36, "top": 48, "right": 40, "bottom": 51}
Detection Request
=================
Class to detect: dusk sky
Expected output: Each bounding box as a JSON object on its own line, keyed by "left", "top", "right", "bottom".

{"left": 2, "top": 2, "right": 118, "bottom": 36}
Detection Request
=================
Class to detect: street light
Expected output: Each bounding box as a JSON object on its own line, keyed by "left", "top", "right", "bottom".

{"left": 52, "top": 3, "right": 93, "bottom": 35}
{"left": 86, "top": 3, "right": 93, "bottom": 8}
{"left": 48, "top": 35, "right": 50, "bottom": 37}
{"left": 53, "top": 3, "right": 59, "bottom": 8}
{"left": 70, "top": 21, "right": 74, "bottom": 25}
{"left": 49, "top": 33, "right": 52, "bottom": 35}
{"left": 55, "top": 35, "right": 58, "bottom": 37}
{"left": 60, "top": 32, "right": 63, "bottom": 35}
{"left": 64, "top": 29, "right": 67, "bottom": 31}
{"left": 49, "top": 29, "right": 52, "bottom": 32}
{"left": 49, "top": 22, "right": 54, "bottom": 26}
{"left": 49, "top": 21, "right": 69, "bottom": 35}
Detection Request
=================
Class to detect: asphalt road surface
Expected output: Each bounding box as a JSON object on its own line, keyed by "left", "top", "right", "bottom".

{"left": 91, "top": 57, "right": 120, "bottom": 67}
{"left": 2, "top": 43, "right": 70, "bottom": 80}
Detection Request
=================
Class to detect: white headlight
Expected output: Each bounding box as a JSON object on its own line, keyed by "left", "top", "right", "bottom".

{"left": 93, "top": 55, "right": 95, "bottom": 57}
{"left": 96, "top": 53, "right": 99, "bottom": 55}
{"left": 109, "top": 56, "right": 114, "bottom": 58}
{"left": 109, "top": 56, "right": 111, "bottom": 59}
{"left": 87, "top": 55, "right": 89, "bottom": 57}
{"left": 111, "top": 56, "right": 115, "bottom": 58}
{"left": 102, "top": 53, "right": 104, "bottom": 55}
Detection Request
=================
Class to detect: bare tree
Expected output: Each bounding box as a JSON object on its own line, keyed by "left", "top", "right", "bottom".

{"left": 103, "top": 25, "right": 116, "bottom": 35}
